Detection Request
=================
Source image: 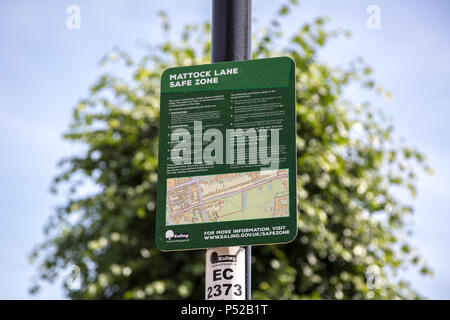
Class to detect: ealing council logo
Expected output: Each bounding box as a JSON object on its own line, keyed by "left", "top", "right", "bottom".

{"left": 165, "top": 230, "right": 189, "bottom": 241}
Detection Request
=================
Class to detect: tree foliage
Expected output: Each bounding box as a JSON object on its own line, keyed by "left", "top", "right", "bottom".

{"left": 30, "top": 2, "right": 432, "bottom": 299}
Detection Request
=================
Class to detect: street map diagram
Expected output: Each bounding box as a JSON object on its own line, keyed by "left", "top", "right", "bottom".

{"left": 166, "top": 169, "right": 289, "bottom": 225}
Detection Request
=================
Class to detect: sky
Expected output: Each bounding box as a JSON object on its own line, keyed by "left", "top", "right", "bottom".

{"left": 0, "top": 0, "right": 449, "bottom": 299}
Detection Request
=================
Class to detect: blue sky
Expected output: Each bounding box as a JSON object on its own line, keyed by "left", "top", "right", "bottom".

{"left": 0, "top": 0, "right": 449, "bottom": 299}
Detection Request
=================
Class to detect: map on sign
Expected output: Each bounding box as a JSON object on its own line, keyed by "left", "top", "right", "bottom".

{"left": 166, "top": 169, "right": 289, "bottom": 226}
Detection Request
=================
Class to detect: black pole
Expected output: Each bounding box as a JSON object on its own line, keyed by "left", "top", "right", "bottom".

{"left": 212, "top": 0, "right": 252, "bottom": 62}
{"left": 245, "top": 245, "right": 251, "bottom": 300}
{"left": 211, "top": 0, "right": 252, "bottom": 300}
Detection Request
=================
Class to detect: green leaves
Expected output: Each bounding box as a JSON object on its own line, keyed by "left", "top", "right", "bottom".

{"left": 30, "top": 1, "right": 431, "bottom": 300}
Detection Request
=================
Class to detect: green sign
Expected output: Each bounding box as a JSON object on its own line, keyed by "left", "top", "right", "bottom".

{"left": 156, "top": 57, "right": 297, "bottom": 251}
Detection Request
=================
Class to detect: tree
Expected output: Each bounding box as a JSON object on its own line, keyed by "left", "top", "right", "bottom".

{"left": 30, "top": 2, "right": 432, "bottom": 299}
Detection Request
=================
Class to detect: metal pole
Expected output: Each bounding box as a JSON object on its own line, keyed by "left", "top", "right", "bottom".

{"left": 211, "top": 0, "right": 251, "bottom": 62}
{"left": 206, "top": 0, "right": 252, "bottom": 300}
{"left": 245, "top": 245, "right": 251, "bottom": 300}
